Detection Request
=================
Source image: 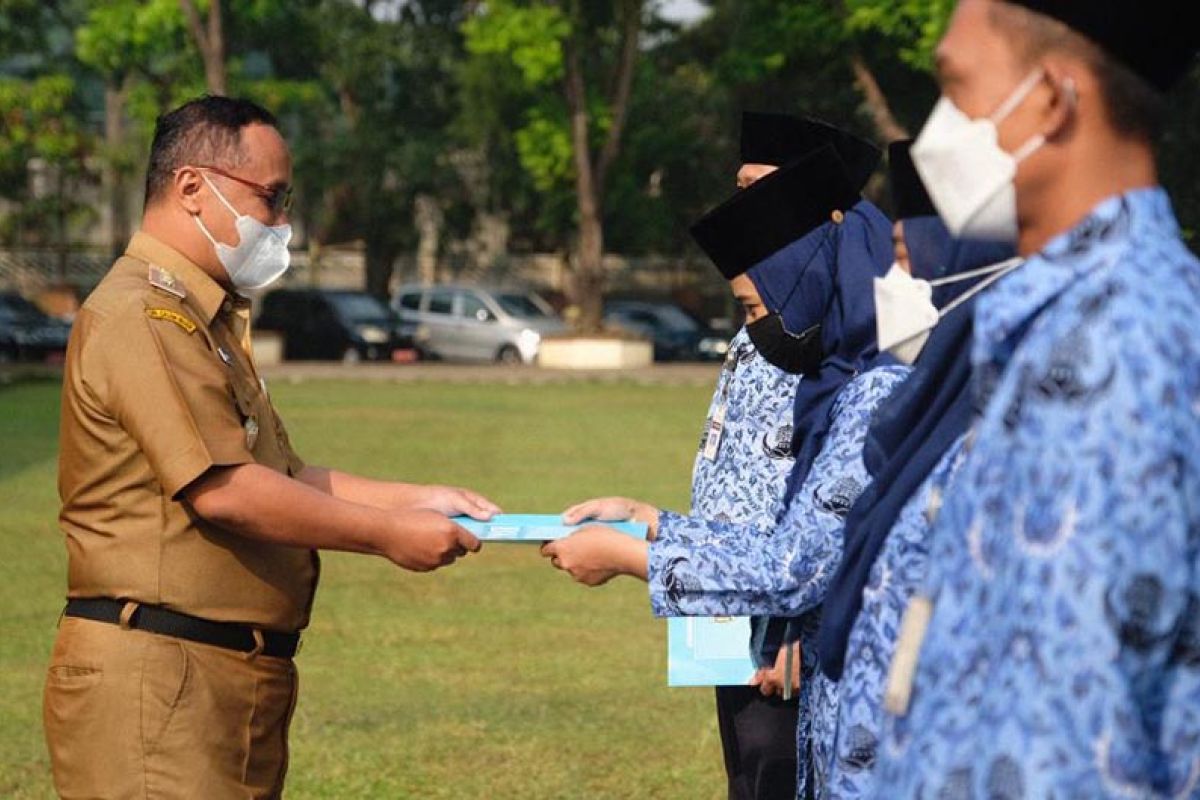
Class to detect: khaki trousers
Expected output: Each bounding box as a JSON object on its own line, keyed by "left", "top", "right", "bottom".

{"left": 43, "top": 616, "right": 299, "bottom": 799}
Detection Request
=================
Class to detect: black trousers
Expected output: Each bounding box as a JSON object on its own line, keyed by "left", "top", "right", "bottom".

{"left": 715, "top": 685, "right": 800, "bottom": 800}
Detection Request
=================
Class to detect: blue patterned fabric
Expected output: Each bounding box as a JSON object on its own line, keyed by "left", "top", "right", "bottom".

{"left": 648, "top": 364, "right": 910, "bottom": 799}
{"left": 746, "top": 200, "right": 897, "bottom": 681}
{"left": 873, "top": 188, "right": 1200, "bottom": 799}
{"left": 649, "top": 365, "right": 911, "bottom": 619}
{"left": 818, "top": 223, "right": 1013, "bottom": 799}
{"left": 689, "top": 326, "right": 801, "bottom": 679}
{"left": 824, "top": 438, "right": 964, "bottom": 798}
{"left": 819, "top": 232, "right": 1015, "bottom": 683}
{"left": 689, "top": 327, "right": 799, "bottom": 526}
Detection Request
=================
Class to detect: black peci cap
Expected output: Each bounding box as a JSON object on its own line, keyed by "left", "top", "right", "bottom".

{"left": 1005, "top": 0, "right": 1199, "bottom": 91}
{"left": 740, "top": 112, "right": 882, "bottom": 192}
{"left": 691, "top": 144, "right": 861, "bottom": 281}
{"left": 887, "top": 140, "right": 937, "bottom": 220}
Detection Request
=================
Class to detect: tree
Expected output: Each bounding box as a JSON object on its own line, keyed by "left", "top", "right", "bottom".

{"left": 179, "top": 0, "right": 227, "bottom": 95}
{"left": 274, "top": 0, "right": 470, "bottom": 298}
{"left": 844, "top": 0, "right": 955, "bottom": 139}
{"left": 463, "top": 0, "right": 646, "bottom": 332}
{"left": 0, "top": 75, "right": 95, "bottom": 273}
{"left": 689, "top": 0, "right": 951, "bottom": 145}
{"left": 76, "top": 0, "right": 194, "bottom": 258}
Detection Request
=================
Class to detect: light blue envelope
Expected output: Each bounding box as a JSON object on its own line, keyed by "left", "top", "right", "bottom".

{"left": 668, "top": 616, "right": 757, "bottom": 687}
{"left": 453, "top": 514, "right": 648, "bottom": 541}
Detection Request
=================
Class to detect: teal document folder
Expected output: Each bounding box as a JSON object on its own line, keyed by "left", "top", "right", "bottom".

{"left": 668, "top": 616, "right": 757, "bottom": 687}
{"left": 453, "top": 514, "right": 648, "bottom": 542}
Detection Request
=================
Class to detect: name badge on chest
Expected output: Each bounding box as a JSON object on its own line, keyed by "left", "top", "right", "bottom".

{"left": 703, "top": 402, "right": 727, "bottom": 462}
{"left": 703, "top": 351, "right": 740, "bottom": 462}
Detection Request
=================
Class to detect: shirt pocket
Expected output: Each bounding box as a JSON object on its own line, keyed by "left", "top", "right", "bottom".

{"left": 226, "top": 370, "right": 264, "bottom": 447}
{"left": 226, "top": 368, "right": 295, "bottom": 474}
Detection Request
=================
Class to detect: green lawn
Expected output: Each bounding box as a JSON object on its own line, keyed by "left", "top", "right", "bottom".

{"left": 0, "top": 377, "right": 728, "bottom": 799}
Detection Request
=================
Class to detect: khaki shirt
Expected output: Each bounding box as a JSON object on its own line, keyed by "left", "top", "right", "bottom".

{"left": 57, "top": 232, "right": 318, "bottom": 632}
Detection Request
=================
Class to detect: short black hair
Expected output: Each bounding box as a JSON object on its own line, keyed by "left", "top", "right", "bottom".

{"left": 144, "top": 95, "right": 278, "bottom": 205}
{"left": 988, "top": 3, "right": 1167, "bottom": 141}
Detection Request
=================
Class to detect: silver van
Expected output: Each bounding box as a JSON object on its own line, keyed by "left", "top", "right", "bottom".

{"left": 393, "top": 284, "right": 566, "bottom": 364}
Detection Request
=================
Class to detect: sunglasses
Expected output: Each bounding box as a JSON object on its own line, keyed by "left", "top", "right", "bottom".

{"left": 194, "top": 165, "right": 294, "bottom": 215}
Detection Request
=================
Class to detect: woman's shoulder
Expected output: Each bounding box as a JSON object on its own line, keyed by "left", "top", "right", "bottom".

{"left": 835, "top": 365, "right": 911, "bottom": 417}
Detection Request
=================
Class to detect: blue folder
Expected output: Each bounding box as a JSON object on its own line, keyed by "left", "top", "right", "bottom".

{"left": 453, "top": 514, "right": 648, "bottom": 542}
{"left": 668, "top": 616, "right": 757, "bottom": 687}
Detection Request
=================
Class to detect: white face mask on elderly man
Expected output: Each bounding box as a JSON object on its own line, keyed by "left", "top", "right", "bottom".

{"left": 193, "top": 173, "right": 292, "bottom": 291}
{"left": 874, "top": 256, "right": 1024, "bottom": 365}
{"left": 911, "top": 69, "right": 1064, "bottom": 243}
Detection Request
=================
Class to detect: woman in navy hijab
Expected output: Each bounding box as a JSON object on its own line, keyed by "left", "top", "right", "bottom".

{"left": 816, "top": 141, "right": 1017, "bottom": 799}
{"left": 542, "top": 142, "right": 910, "bottom": 798}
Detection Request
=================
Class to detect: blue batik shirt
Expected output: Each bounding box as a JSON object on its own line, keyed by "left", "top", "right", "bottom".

{"left": 873, "top": 188, "right": 1200, "bottom": 799}
{"left": 688, "top": 328, "right": 800, "bottom": 687}
{"left": 690, "top": 327, "right": 799, "bottom": 526}
{"left": 649, "top": 364, "right": 910, "bottom": 799}
{"left": 825, "top": 438, "right": 965, "bottom": 799}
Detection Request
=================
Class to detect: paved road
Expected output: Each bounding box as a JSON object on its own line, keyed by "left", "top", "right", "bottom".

{"left": 260, "top": 362, "right": 722, "bottom": 386}
{"left": 2, "top": 362, "right": 722, "bottom": 387}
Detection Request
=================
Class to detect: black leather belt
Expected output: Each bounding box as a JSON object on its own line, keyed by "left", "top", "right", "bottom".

{"left": 64, "top": 598, "right": 300, "bottom": 659}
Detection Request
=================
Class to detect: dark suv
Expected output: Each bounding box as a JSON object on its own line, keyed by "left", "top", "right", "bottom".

{"left": 256, "top": 289, "right": 415, "bottom": 362}
{"left": 0, "top": 292, "right": 72, "bottom": 363}
{"left": 603, "top": 300, "right": 729, "bottom": 362}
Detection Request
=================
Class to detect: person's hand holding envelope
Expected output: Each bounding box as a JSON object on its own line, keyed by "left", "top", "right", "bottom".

{"left": 539, "top": 495, "right": 662, "bottom": 586}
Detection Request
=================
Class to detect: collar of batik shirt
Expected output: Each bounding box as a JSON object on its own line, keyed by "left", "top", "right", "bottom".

{"left": 969, "top": 187, "right": 1179, "bottom": 400}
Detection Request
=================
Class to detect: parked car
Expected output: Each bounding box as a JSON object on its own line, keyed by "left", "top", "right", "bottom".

{"left": 256, "top": 288, "right": 415, "bottom": 362}
{"left": 393, "top": 284, "right": 566, "bottom": 364}
{"left": 603, "top": 300, "right": 730, "bottom": 362}
{"left": 0, "top": 292, "right": 72, "bottom": 363}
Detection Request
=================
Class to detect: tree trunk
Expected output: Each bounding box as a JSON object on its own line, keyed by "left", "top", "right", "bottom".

{"left": 468, "top": 210, "right": 509, "bottom": 277}
{"left": 413, "top": 193, "right": 442, "bottom": 285}
{"left": 849, "top": 51, "right": 908, "bottom": 142}
{"left": 102, "top": 80, "right": 131, "bottom": 260}
{"left": 595, "top": 0, "right": 642, "bottom": 196}
{"left": 560, "top": 0, "right": 642, "bottom": 334}
{"left": 55, "top": 169, "right": 68, "bottom": 282}
{"left": 365, "top": 238, "right": 398, "bottom": 300}
{"left": 180, "top": 0, "right": 227, "bottom": 95}
{"left": 563, "top": 33, "right": 605, "bottom": 333}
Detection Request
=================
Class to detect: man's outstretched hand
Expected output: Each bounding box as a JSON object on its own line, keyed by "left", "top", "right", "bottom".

{"left": 379, "top": 510, "right": 483, "bottom": 572}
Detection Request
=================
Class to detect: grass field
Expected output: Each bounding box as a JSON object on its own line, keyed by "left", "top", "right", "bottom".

{"left": 0, "top": 377, "right": 727, "bottom": 799}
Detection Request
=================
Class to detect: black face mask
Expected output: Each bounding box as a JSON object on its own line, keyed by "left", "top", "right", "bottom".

{"left": 747, "top": 313, "right": 824, "bottom": 375}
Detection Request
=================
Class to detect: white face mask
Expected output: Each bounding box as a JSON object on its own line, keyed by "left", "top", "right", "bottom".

{"left": 874, "top": 256, "right": 1024, "bottom": 364}
{"left": 194, "top": 172, "right": 292, "bottom": 290}
{"left": 911, "top": 69, "right": 1049, "bottom": 242}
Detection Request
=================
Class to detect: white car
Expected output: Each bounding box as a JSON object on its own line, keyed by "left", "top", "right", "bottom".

{"left": 393, "top": 284, "right": 566, "bottom": 364}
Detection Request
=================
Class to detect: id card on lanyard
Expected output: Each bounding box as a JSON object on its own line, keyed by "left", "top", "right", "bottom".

{"left": 703, "top": 351, "right": 739, "bottom": 461}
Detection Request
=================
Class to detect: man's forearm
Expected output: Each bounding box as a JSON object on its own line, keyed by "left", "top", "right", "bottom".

{"left": 297, "top": 465, "right": 421, "bottom": 509}
{"left": 186, "top": 464, "right": 390, "bottom": 554}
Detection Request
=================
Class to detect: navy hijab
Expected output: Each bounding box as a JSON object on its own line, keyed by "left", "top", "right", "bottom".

{"left": 816, "top": 217, "right": 1015, "bottom": 680}
{"left": 747, "top": 198, "right": 896, "bottom": 501}
{"left": 741, "top": 197, "right": 893, "bottom": 667}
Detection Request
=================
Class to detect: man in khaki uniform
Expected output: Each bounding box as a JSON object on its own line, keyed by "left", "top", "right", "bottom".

{"left": 45, "top": 96, "right": 499, "bottom": 799}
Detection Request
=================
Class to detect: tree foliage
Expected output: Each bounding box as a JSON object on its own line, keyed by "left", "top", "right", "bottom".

{"left": 1, "top": 0, "right": 1197, "bottom": 300}
{"left": 0, "top": 73, "right": 95, "bottom": 248}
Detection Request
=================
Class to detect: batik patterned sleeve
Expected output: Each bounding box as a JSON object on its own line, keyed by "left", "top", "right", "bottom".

{"left": 875, "top": 240, "right": 1200, "bottom": 797}
{"left": 647, "top": 366, "right": 910, "bottom": 618}
{"left": 1161, "top": 383, "right": 1200, "bottom": 796}
{"left": 1162, "top": 575, "right": 1200, "bottom": 796}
